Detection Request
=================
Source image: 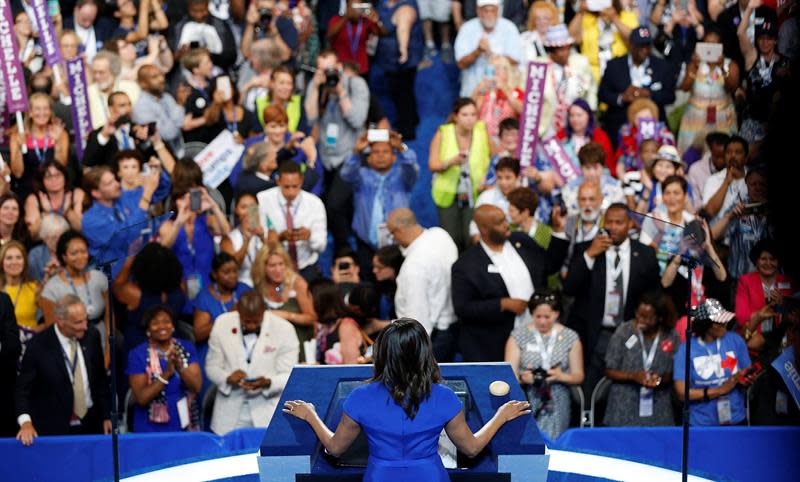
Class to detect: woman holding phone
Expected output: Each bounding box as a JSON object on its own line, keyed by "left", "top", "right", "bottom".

{"left": 204, "top": 75, "right": 261, "bottom": 143}
{"left": 284, "top": 319, "right": 531, "bottom": 481}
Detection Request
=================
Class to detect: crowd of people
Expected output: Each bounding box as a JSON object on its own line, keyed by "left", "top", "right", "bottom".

{"left": 0, "top": 0, "right": 797, "bottom": 448}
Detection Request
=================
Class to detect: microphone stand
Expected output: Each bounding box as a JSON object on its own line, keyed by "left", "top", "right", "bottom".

{"left": 679, "top": 253, "right": 700, "bottom": 482}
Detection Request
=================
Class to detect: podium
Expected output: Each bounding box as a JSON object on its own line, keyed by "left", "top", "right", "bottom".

{"left": 259, "top": 363, "right": 549, "bottom": 482}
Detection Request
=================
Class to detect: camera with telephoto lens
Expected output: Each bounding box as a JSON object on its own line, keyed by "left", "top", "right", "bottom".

{"left": 257, "top": 8, "right": 273, "bottom": 32}
{"left": 531, "top": 367, "right": 549, "bottom": 388}
{"left": 324, "top": 68, "right": 340, "bottom": 88}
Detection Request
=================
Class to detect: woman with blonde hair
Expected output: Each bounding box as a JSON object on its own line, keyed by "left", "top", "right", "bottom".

{"left": 0, "top": 241, "right": 41, "bottom": 334}
{"left": 251, "top": 241, "right": 316, "bottom": 361}
{"left": 472, "top": 55, "right": 523, "bottom": 139}
{"left": 521, "top": 1, "right": 560, "bottom": 62}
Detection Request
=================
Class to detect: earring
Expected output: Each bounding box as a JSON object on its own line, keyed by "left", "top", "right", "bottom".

{"left": 146, "top": 331, "right": 150, "bottom": 337}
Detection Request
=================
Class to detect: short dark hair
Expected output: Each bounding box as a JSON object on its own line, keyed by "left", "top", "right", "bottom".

{"left": 108, "top": 91, "right": 129, "bottom": 107}
{"left": 606, "top": 202, "right": 630, "bottom": 217}
{"left": 347, "top": 282, "right": 381, "bottom": 319}
{"left": 578, "top": 142, "right": 606, "bottom": 167}
{"left": 210, "top": 251, "right": 238, "bottom": 282}
{"left": 334, "top": 246, "right": 357, "bottom": 263}
{"left": 143, "top": 305, "right": 176, "bottom": 331}
{"left": 637, "top": 290, "right": 676, "bottom": 330}
{"left": 749, "top": 238, "right": 779, "bottom": 266}
{"left": 374, "top": 245, "right": 403, "bottom": 274}
{"left": 112, "top": 149, "right": 145, "bottom": 174}
{"left": 55, "top": 230, "right": 89, "bottom": 266}
{"left": 309, "top": 278, "right": 348, "bottom": 324}
{"left": 277, "top": 161, "right": 302, "bottom": 178}
{"left": 371, "top": 318, "right": 441, "bottom": 420}
{"left": 495, "top": 157, "right": 520, "bottom": 176}
{"left": 507, "top": 187, "right": 539, "bottom": 217}
{"left": 131, "top": 243, "right": 183, "bottom": 294}
{"left": 662, "top": 175, "right": 688, "bottom": 194}
{"left": 705, "top": 132, "right": 730, "bottom": 148}
{"left": 498, "top": 117, "right": 519, "bottom": 135}
{"left": 36, "top": 160, "right": 72, "bottom": 193}
{"left": 725, "top": 135, "right": 749, "bottom": 157}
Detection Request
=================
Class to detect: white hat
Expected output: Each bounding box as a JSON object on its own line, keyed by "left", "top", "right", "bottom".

{"left": 543, "top": 24, "right": 574, "bottom": 48}
{"left": 477, "top": 0, "right": 501, "bottom": 7}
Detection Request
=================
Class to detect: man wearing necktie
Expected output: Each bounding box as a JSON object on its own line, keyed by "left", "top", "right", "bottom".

{"left": 15, "top": 295, "right": 110, "bottom": 445}
{"left": 340, "top": 130, "right": 419, "bottom": 279}
{"left": 564, "top": 203, "right": 660, "bottom": 396}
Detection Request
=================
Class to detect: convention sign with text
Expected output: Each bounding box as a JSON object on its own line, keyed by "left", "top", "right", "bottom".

{"left": 516, "top": 61, "right": 548, "bottom": 168}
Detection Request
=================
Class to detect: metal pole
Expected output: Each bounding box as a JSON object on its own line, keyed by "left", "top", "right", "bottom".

{"left": 105, "top": 264, "right": 121, "bottom": 482}
{"left": 681, "top": 258, "right": 694, "bottom": 482}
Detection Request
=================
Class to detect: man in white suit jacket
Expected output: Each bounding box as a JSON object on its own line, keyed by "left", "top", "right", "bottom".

{"left": 206, "top": 291, "right": 299, "bottom": 435}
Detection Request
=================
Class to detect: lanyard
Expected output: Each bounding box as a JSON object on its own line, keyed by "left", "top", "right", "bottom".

{"left": 65, "top": 271, "right": 93, "bottom": 312}
{"left": 533, "top": 328, "right": 558, "bottom": 370}
{"left": 345, "top": 20, "right": 363, "bottom": 59}
{"left": 32, "top": 135, "right": 51, "bottom": 163}
{"left": 59, "top": 339, "right": 81, "bottom": 384}
{"left": 212, "top": 283, "right": 238, "bottom": 315}
{"left": 242, "top": 333, "right": 257, "bottom": 363}
{"left": 222, "top": 109, "right": 238, "bottom": 134}
{"left": 637, "top": 330, "right": 661, "bottom": 372}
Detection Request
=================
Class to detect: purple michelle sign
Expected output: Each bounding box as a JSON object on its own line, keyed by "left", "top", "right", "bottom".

{"left": 66, "top": 57, "right": 93, "bottom": 160}
{"left": 31, "top": 0, "right": 62, "bottom": 66}
{"left": 540, "top": 135, "right": 581, "bottom": 184}
{"left": 516, "top": 61, "right": 548, "bottom": 168}
{"left": 0, "top": 0, "right": 29, "bottom": 113}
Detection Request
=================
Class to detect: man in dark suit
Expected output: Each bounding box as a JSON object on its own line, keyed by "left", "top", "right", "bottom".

{"left": 563, "top": 203, "right": 660, "bottom": 396}
{"left": 452, "top": 205, "right": 568, "bottom": 362}
{"left": 15, "top": 295, "right": 110, "bottom": 445}
{"left": 0, "top": 293, "right": 21, "bottom": 437}
{"left": 598, "top": 26, "right": 676, "bottom": 148}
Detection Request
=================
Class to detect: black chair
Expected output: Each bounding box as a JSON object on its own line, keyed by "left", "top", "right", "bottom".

{"left": 589, "top": 376, "right": 613, "bottom": 427}
{"left": 122, "top": 388, "right": 135, "bottom": 433}
{"left": 569, "top": 385, "right": 588, "bottom": 428}
{"left": 747, "top": 371, "right": 768, "bottom": 426}
{"left": 202, "top": 386, "right": 217, "bottom": 431}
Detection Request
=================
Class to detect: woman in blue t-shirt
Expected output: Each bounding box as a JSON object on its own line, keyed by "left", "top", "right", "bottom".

{"left": 284, "top": 318, "right": 531, "bottom": 481}
{"left": 673, "top": 298, "right": 755, "bottom": 426}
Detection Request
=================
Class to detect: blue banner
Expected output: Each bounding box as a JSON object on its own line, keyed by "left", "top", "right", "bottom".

{"left": 772, "top": 346, "right": 800, "bottom": 410}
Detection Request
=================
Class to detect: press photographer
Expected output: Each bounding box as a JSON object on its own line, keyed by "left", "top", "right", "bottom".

{"left": 241, "top": 0, "right": 299, "bottom": 63}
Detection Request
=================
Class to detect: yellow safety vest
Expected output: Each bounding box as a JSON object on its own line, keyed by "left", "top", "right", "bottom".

{"left": 431, "top": 121, "right": 491, "bottom": 208}
{"left": 256, "top": 94, "right": 303, "bottom": 132}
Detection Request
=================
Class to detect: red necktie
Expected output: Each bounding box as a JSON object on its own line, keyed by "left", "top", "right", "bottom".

{"left": 285, "top": 199, "right": 298, "bottom": 268}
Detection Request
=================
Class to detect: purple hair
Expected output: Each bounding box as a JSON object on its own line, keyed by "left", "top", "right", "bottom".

{"left": 565, "top": 99, "right": 596, "bottom": 139}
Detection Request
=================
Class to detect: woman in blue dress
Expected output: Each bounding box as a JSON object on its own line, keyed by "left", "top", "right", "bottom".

{"left": 284, "top": 318, "right": 531, "bottom": 481}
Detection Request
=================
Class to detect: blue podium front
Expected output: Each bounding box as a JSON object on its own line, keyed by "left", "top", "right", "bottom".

{"left": 259, "top": 363, "right": 549, "bottom": 482}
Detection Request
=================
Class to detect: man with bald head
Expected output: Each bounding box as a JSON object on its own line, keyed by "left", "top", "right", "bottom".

{"left": 132, "top": 64, "right": 190, "bottom": 156}
{"left": 387, "top": 208, "right": 459, "bottom": 361}
{"left": 451, "top": 205, "right": 568, "bottom": 361}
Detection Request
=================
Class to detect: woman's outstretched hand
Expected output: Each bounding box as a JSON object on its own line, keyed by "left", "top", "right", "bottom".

{"left": 496, "top": 400, "right": 532, "bottom": 422}
{"left": 283, "top": 400, "right": 316, "bottom": 422}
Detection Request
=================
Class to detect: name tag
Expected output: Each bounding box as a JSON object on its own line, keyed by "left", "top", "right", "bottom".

{"left": 487, "top": 264, "right": 501, "bottom": 274}
{"left": 717, "top": 397, "right": 732, "bottom": 424}
{"left": 525, "top": 343, "right": 538, "bottom": 353}
{"left": 625, "top": 335, "right": 638, "bottom": 350}
{"left": 639, "top": 387, "right": 654, "bottom": 417}
{"left": 606, "top": 293, "right": 622, "bottom": 317}
{"left": 778, "top": 282, "right": 790, "bottom": 290}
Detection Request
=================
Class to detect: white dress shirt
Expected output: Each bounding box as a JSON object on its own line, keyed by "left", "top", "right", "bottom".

{"left": 395, "top": 228, "right": 459, "bottom": 334}
{"left": 18, "top": 325, "right": 93, "bottom": 427}
{"left": 702, "top": 168, "right": 747, "bottom": 232}
{"left": 257, "top": 187, "right": 327, "bottom": 270}
{"left": 584, "top": 238, "right": 631, "bottom": 328}
{"left": 481, "top": 240, "right": 535, "bottom": 329}
{"left": 74, "top": 24, "right": 99, "bottom": 62}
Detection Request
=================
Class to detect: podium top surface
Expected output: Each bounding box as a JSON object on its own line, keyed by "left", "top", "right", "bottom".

{"left": 261, "top": 363, "right": 546, "bottom": 461}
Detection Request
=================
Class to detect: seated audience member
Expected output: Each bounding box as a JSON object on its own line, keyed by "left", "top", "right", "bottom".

{"left": 27, "top": 214, "right": 69, "bottom": 283}
{"left": 206, "top": 290, "right": 299, "bottom": 435}
{"left": 598, "top": 26, "right": 676, "bottom": 150}
{"left": 87, "top": 50, "right": 141, "bottom": 130}
{"left": 371, "top": 245, "right": 404, "bottom": 321}
{"left": 24, "top": 161, "right": 85, "bottom": 239}
{"left": 428, "top": 98, "right": 491, "bottom": 251}
{"left": 388, "top": 208, "right": 458, "bottom": 362}
{"left": 613, "top": 99, "right": 675, "bottom": 178}
{"left": 220, "top": 194, "right": 275, "bottom": 287}
{"left": 258, "top": 162, "right": 327, "bottom": 282}
{"left": 562, "top": 142, "right": 624, "bottom": 217}
{"left": 711, "top": 167, "right": 771, "bottom": 281}
{"left": 604, "top": 291, "right": 680, "bottom": 426}
{"left": 735, "top": 240, "right": 795, "bottom": 360}
{"left": 9, "top": 93, "right": 69, "bottom": 202}
{"left": 81, "top": 166, "right": 160, "bottom": 266}
{"left": 468, "top": 158, "right": 522, "bottom": 243}
{"left": 251, "top": 241, "right": 316, "bottom": 361}
{"left": 15, "top": 295, "right": 111, "bottom": 445}
{"left": 0, "top": 242, "right": 40, "bottom": 334}
{"left": 254, "top": 66, "right": 308, "bottom": 133}
{"left": 564, "top": 203, "right": 660, "bottom": 395}
{"left": 702, "top": 135, "right": 748, "bottom": 226}
{"left": 454, "top": 0, "right": 522, "bottom": 98}
{"left": 83, "top": 92, "right": 176, "bottom": 171}
{"left": 452, "top": 205, "right": 568, "bottom": 362}
{"left": 40, "top": 231, "right": 110, "bottom": 363}
{"left": 0, "top": 290, "right": 20, "bottom": 437}
{"left": 341, "top": 130, "right": 418, "bottom": 275}
{"left": 556, "top": 99, "right": 613, "bottom": 170}
{"left": 158, "top": 160, "right": 231, "bottom": 304}
{"left": 193, "top": 252, "right": 251, "bottom": 363}
{"left": 172, "top": 0, "right": 237, "bottom": 71}
{"left": 311, "top": 278, "right": 368, "bottom": 365}
{"left": 113, "top": 244, "right": 187, "bottom": 354}
{"left": 505, "top": 290, "right": 583, "bottom": 439}
{"left": 484, "top": 118, "right": 554, "bottom": 191}
{"left": 674, "top": 298, "right": 753, "bottom": 426}
{"left": 687, "top": 133, "right": 729, "bottom": 211}
{"left": 0, "top": 194, "right": 31, "bottom": 247}
{"left": 127, "top": 306, "right": 202, "bottom": 432}
{"left": 132, "top": 65, "right": 189, "bottom": 157}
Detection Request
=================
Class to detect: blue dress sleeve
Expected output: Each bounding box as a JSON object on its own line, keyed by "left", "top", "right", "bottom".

{"left": 435, "top": 384, "right": 464, "bottom": 423}
{"left": 343, "top": 385, "right": 366, "bottom": 424}
{"left": 126, "top": 343, "right": 147, "bottom": 376}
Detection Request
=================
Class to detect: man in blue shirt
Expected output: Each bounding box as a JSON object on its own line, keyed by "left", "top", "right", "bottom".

{"left": 340, "top": 130, "right": 419, "bottom": 279}
{"left": 82, "top": 165, "right": 160, "bottom": 272}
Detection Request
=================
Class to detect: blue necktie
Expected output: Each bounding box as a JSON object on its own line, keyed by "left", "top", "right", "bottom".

{"left": 369, "top": 176, "right": 386, "bottom": 246}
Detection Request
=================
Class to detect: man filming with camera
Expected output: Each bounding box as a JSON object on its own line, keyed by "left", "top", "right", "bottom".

{"left": 241, "top": 0, "right": 298, "bottom": 63}
{"left": 304, "top": 49, "right": 370, "bottom": 254}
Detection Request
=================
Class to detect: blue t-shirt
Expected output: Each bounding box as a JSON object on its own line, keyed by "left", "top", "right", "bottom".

{"left": 125, "top": 338, "right": 198, "bottom": 433}
{"left": 193, "top": 282, "right": 251, "bottom": 324}
{"left": 674, "top": 331, "right": 751, "bottom": 426}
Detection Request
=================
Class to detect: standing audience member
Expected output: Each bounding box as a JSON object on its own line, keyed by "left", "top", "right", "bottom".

{"left": 127, "top": 306, "right": 202, "bottom": 432}
{"left": 15, "top": 295, "right": 111, "bottom": 445}
{"left": 520, "top": 1, "right": 559, "bottom": 63}
{"left": 311, "top": 278, "right": 367, "bottom": 365}
{"left": 0, "top": 291, "right": 20, "bottom": 437}
{"left": 604, "top": 291, "right": 680, "bottom": 426}
{"left": 452, "top": 205, "right": 567, "bottom": 362}
{"left": 562, "top": 142, "right": 625, "bottom": 216}
{"left": 687, "top": 133, "right": 729, "bottom": 208}
{"left": 564, "top": 203, "right": 660, "bottom": 395}
{"left": 505, "top": 290, "right": 583, "bottom": 439}
{"left": 88, "top": 50, "right": 141, "bottom": 129}
{"left": 419, "top": 0, "right": 453, "bottom": 63}
{"left": 568, "top": 0, "right": 639, "bottom": 82}
{"left": 64, "top": 0, "right": 115, "bottom": 63}
{"left": 172, "top": 0, "right": 238, "bottom": 71}
{"left": 206, "top": 290, "right": 299, "bottom": 435}
{"left": 220, "top": 194, "right": 272, "bottom": 287}
{"left": 27, "top": 215, "right": 69, "bottom": 283}
{"left": 388, "top": 208, "right": 459, "bottom": 361}
{"left": 0, "top": 195, "right": 30, "bottom": 247}
{"left": 327, "top": 1, "right": 383, "bottom": 75}
{"left": 133, "top": 65, "right": 189, "bottom": 157}
{"left": 24, "top": 161, "right": 85, "bottom": 240}
{"left": 702, "top": 135, "right": 748, "bottom": 226}
{"left": 0, "top": 242, "right": 40, "bottom": 334}
{"left": 371, "top": 245, "right": 404, "bottom": 321}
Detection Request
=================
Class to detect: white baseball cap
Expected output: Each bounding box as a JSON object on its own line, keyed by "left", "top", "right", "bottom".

{"left": 477, "top": 0, "right": 501, "bottom": 7}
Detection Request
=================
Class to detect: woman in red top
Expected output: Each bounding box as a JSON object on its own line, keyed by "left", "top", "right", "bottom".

{"left": 735, "top": 239, "right": 795, "bottom": 355}
{"left": 327, "top": 0, "right": 383, "bottom": 75}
